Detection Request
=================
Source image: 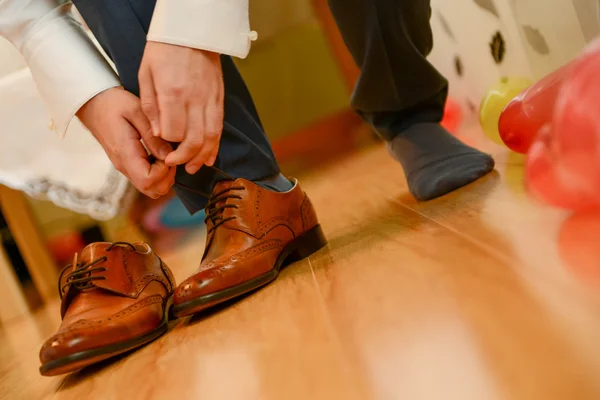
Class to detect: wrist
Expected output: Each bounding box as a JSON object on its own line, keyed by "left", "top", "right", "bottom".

{"left": 76, "top": 86, "right": 124, "bottom": 121}
{"left": 146, "top": 40, "right": 221, "bottom": 58}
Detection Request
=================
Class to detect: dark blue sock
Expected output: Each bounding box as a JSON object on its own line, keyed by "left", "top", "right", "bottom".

{"left": 387, "top": 123, "right": 495, "bottom": 201}
{"left": 255, "top": 173, "right": 294, "bottom": 192}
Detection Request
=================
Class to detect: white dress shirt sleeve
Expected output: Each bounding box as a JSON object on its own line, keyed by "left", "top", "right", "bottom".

{"left": 0, "top": 0, "right": 121, "bottom": 138}
{"left": 147, "top": 0, "right": 257, "bottom": 59}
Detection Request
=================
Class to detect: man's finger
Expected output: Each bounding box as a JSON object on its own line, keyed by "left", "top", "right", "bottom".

{"left": 164, "top": 102, "right": 205, "bottom": 167}
{"left": 121, "top": 133, "right": 171, "bottom": 197}
{"left": 143, "top": 134, "right": 173, "bottom": 161}
{"left": 164, "top": 136, "right": 204, "bottom": 168}
{"left": 152, "top": 163, "right": 177, "bottom": 195}
{"left": 205, "top": 141, "right": 219, "bottom": 167}
{"left": 138, "top": 66, "right": 161, "bottom": 137}
{"left": 129, "top": 150, "right": 170, "bottom": 188}
{"left": 132, "top": 158, "right": 172, "bottom": 198}
{"left": 157, "top": 82, "right": 186, "bottom": 142}
{"left": 185, "top": 132, "right": 219, "bottom": 173}
{"left": 135, "top": 160, "right": 175, "bottom": 197}
{"left": 127, "top": 106, "right": 172, "bottom": 160}
{"left": 202, "top": 102, "right": 223, "bottom": 166}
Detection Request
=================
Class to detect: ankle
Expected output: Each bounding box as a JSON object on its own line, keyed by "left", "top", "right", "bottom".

{"left": 255, "top": 174, "right": 294, "bottom": 193}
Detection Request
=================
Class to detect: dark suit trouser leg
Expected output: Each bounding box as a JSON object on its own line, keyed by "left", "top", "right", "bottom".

{"left": 73, "top": 0, "right": 281, "bottom": 213}
{"left": 327, "top": 0, "right": 494, "bottom": 201}
{"left": 327, "top": 0, "right": 449, "bottom": 140}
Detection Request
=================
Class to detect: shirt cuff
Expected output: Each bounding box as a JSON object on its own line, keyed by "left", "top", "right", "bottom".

{"left": 147, "top": 0, "right": 257, "bottom": 59}
{"left": 20, "top": 5, "right": 120, "bottom": 138}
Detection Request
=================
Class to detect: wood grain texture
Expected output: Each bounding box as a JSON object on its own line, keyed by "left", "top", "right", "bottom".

{"left": 1, "top": 125, "right": 600, "bottom": 399}
{"left": 0, "top": 186, "right": 57, "bottom": 303}
{"left": 0, "top": 244, "right": 29, "bottom": 324}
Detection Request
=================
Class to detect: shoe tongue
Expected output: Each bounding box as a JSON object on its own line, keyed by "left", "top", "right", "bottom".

{"left": 59, "top": 242, "right": 113, "bottom": 318}
{"left": 60, "top": 242, "right": 147, "bottom": 318}
{"left": 78, "top": 242, "right": 112, "bottom": 264}
{"left": 209, "top": 180, "right": 238, "bottom": 211}
{"left": 211, "top": 180, "right": 235, "bottom": 195}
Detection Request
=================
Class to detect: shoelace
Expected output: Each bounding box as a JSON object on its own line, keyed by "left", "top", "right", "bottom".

{"left": 57, "top": 242, "right": 136, "bottom": 296}
{"left": 173, "top": 166, "right": 245, "bottom": 234}
{"left": 204, "top": 185, "right": 245, "bottom": 234}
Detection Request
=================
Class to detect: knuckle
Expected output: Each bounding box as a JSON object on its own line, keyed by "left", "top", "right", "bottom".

{"left": 140, "top": 131, "right": 154, "bottom": 143}
{"left": 167, "top": 85, "right": 185, "bottom": 97}
{"left": 205, "top": 130, "right": 221, "bottom": 139}
{"left": 137, "top": 179, "right": 152, "bottom": 192}
{"left": 140, "top": 101, "right": 155, "bottom": 114}
{"left": 185, "top": 165, "right": 200, "bottom": 174}
{"left": 186, "top": 134, "right": 204, "bottom": 148}
{"left": 164, "top": 131, "right": 184, "bottom": 142}
{"left": 132, "top": 105, "right": 146, "bottom": 119}
{"left": 108, "top": 143, "right": 120, "bottom": 154}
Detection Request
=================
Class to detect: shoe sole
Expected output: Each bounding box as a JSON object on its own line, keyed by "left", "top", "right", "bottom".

{"left": 39, "top": 297, "right": 173, "bottom": 377}
{"left": 172, "top": 224, "right": 327, "bottom": 318}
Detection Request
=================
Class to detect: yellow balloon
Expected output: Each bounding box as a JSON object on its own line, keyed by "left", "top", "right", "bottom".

{"left": 480, "top": 76, "right": 532, "bottom": 145}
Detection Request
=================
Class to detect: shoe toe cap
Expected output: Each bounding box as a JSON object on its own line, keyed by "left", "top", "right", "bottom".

{"left": 39, "top": 328, "right": 89, "bottom": 364}
{"left": 174, "top": 273, "right": 215, "bottom": 305}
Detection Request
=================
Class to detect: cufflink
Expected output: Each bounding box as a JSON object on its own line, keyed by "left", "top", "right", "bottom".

{"left": 248, "top": 31, "right": 258, "bottom": 41}
{"left": 48, "top": 119, "right": 56, "bottom": 132}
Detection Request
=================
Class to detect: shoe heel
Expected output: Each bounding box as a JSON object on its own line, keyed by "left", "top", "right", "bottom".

{"left": 283, "top": 225, "right": 327, "bottom": 265}
{"left": 165, "top": 295, "right": 176, "bottom": 321}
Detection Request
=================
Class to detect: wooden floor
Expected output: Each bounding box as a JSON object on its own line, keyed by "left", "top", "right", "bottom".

{"left": 2, "top": 125, "right": 600, "bottom": 400}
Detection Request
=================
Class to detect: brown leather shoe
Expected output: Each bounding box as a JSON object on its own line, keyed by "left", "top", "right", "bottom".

{"left": 39, "top": 242, "right": 176, "bottom": 376}
{"left": 172, "top": 178, "right": 326, "bottom": 317}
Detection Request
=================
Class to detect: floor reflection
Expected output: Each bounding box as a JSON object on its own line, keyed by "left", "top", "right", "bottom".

{"left": 558, "top": 211, "right": 600, "bottom": 288}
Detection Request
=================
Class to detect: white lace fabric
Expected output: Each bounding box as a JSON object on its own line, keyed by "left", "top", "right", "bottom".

{"left": 0, "top": 68, "right": 132, "bottom": 220}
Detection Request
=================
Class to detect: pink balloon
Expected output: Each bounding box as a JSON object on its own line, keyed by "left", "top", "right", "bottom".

{"left": 558, "top": 211, "right": 600, "bottom": 287}
{"left": 142, "top": 203, "right": 167, "bottom": 233}
{"left": 526, "top": 39, "right": 600, "bottom": 210}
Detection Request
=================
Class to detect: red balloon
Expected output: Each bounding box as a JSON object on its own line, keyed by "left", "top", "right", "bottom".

{"left": 441, "top": 97, "right": 462, "bottom": 134}
{"left": 498, "top": 63, "right": 573, "bottom": 154}
{"left": 47, "top": 231, "right": 86, "bottom": 265}
{"left": 525, "top": 40, "right": 600, "bottom": 210}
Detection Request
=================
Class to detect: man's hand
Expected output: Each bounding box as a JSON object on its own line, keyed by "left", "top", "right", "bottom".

{"left": 76, "top": 87, "right": 176, "bottom": 199}
{"left": 138, "top": 41, "right": 224, "bottom": 175}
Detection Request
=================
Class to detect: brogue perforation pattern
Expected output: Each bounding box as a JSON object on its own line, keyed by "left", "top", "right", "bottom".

{"left": 42, "top": 295, "right": 164, "bottom": 350}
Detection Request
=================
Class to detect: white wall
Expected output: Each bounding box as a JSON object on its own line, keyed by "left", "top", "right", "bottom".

{"left": 428, "top": 0, "right": 599, "bottom": 118}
